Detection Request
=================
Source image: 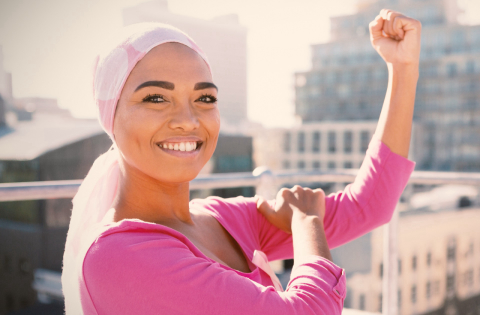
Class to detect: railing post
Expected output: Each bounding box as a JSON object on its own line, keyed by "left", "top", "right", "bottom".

{"left": 253, "top": 166, "right": 277, "bottom": 200}
{"left": 253, "top": 167, "right": 283, "bottom": 274}
{"left": 382, "top": 204, "right": 399, "bottom": 315}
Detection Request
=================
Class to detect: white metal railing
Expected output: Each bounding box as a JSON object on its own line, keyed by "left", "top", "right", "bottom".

{"left": 2, "top": 168, "right": 480, "bottom": 315}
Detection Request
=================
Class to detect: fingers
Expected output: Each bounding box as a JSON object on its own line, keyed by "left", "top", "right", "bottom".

{"left": 369, "top": 14, "right": 384, "bottom": 41}
{"left": 376, "top": 9, "right": 420, "bottom": 41}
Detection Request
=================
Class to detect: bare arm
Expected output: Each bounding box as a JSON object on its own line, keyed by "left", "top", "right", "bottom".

{"left": 370, "top": 9, "right": 422, "bottom": 158}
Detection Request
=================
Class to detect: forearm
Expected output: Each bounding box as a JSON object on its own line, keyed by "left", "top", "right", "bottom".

{"left": 375, "top": 63, "right": 419, "bottom": 158}
{"left": 292, "top": 214, "right": 332, "bottom": 262}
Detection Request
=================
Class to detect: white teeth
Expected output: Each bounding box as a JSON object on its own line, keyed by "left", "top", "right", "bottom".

{"left": 160, "top": 141, "right": 199, "bottom": 152}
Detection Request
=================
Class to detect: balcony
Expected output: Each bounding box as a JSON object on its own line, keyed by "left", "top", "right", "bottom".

{"left": 2, "top": 168, "right": 480, "bottom": 315}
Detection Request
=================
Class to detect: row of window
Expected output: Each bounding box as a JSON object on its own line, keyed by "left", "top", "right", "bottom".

{"left": 283, "top": 130, "right": 370, "bottom": 154}
{"left": 1, "top": 254, "right": 32, "bottom": 275}
{"left": 379, "top": 252, "right": 436, "bottom": 279}
{"left": 282, "top": 160, "right": 356, "bottom": 170}
{"left": 300, "top": 60, "right": 478, "bottom": 92}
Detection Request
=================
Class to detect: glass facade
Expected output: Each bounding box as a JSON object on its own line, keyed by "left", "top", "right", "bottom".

{"left": 295, "top": 0, "right": 480, "bottom": 171}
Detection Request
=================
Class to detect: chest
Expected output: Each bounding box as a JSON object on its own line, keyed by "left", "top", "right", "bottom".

{"left": 181, "top": 215, "right": 253, "bottom": 274}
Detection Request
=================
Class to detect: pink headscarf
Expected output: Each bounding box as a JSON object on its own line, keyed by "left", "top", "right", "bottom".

{"left": 62, "top": 23, "right": 211, "bottom": 314}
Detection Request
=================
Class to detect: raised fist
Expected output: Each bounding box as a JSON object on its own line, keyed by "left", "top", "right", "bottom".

{"left": 369, "top": 9, "right": 422, "bottom": 66}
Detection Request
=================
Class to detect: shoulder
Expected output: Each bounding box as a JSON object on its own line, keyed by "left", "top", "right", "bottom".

{"left": 82, "top": 221, "right": 215, "bottom": 314}
{"left": 84, "top": 220, "right": 192, "bottom": 279}
{"left": 190, "top": 195, "right": 259, "bottom": 226}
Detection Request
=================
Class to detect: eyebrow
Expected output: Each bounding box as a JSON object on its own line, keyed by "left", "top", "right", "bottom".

{"left": 194, "top": 82, "right": 218, "bottom": 91}
{"left": 135, "top": 81, "right": 174, "bottom": 91}
{"left": 134, "top": 81, "right": 218, "bottom": 92}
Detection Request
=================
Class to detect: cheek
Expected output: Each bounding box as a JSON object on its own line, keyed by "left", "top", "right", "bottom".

{"left": 114, "top": 106, "right": 165, "bottom": 160}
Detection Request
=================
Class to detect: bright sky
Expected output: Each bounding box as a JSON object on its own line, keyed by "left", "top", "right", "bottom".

{"left": 0, "top": 0, "right": 479, "bottom": 127}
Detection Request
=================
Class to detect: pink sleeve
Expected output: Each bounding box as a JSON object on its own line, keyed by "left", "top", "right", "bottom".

{"left": 83, "top": 232, "right": 345, "bottom": 315}
{"left": 255, "top": 137, "right": 415, "bottom": 261}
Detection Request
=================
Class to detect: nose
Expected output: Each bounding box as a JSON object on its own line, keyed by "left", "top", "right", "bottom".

{"left": 168, "top": 99, "right": 200, "bottom": 132}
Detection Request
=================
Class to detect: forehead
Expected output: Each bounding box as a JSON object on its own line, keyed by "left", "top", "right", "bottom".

{"left": 128, "top": 42, "right": 212, "bottom": 84}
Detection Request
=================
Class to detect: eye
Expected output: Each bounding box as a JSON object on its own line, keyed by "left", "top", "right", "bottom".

{"left": 143, "top": 94, "right": 166, "bottom": 103}
{"left": 196, "top": 94, "right": 218, "bottom": 104}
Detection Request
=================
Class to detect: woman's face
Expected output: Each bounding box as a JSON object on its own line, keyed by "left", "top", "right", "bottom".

{"left": 114, "top": 43, "right": 220, "bottom": 183}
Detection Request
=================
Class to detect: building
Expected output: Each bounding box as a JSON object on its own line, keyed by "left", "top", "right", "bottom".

{"left": 255, "top": 121, "right": 378, "bottom": 171}
{"left": 0, "top": 112, "right": 110, "bottom": 314}
{"left": 294, "top": 0, "right": 480, "bottom": 172}
{"left": 122, "top": 0, "right": 248, "bottom": 128}
{"left": 0, "top": 46, "right": 13, "bottom": 101}
{"left": 255, "top": 120, "right": 423, "bottom": 173}
{"left": 347, "top": 204, "right": 480, "bottom": 315}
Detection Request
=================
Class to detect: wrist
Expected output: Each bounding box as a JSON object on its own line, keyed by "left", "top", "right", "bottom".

{"left": 387, "top": 62, "right": 420, "bottom": 78}
{"left": 292, "top": 212, "right": 324, "bottom": 227}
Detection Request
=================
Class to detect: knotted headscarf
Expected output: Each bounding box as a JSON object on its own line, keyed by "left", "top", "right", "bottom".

{"left": 61, "top": 23, "right": 211, "bottom": 314}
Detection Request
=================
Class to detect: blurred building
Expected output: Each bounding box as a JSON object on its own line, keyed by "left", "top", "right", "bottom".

{"left": 0, "top": 111, "right": 110, "bottom": 314}
{"left": 255, "top": 121, "right": 423, "bottom": 172}
{"left": 0, "top": 46, "right": 13, "bottom": 101}
{"left": 122, "top": 0, "right": 248, "bottom": 129}
{"left": 255, "top": 121, "right": 377, "bottom": 171}
{"left": 347, "top": 205, "right": 480, "bottom": 315}
{"left": 294, "top": 0, "right": 480, "bottom": 171}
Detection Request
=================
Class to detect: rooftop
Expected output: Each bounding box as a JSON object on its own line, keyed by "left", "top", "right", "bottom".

{"left": 0, "top": 114, "right": 103, "bottom": 161}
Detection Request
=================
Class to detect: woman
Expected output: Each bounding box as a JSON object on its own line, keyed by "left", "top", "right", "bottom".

{"left": 62, "top": 9, "right": 420, "bottom": 315}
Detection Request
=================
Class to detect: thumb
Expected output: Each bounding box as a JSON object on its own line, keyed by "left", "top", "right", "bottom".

{"left": 255, "top": 195, "right": 275, "bottom": 219}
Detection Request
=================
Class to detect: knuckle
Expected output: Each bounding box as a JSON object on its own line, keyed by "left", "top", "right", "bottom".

{"left": 314, "top": 188, "right": 326, "bottom": 197}
{"left": 279, "top": 188, "right": 289, "bottom": 196}
{"left": 292, "top": 185, "right": 302, "bottom": 192}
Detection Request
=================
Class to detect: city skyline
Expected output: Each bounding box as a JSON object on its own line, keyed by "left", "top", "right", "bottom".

{"left": 0, "top": 0, "right": 478, "bottom": 128}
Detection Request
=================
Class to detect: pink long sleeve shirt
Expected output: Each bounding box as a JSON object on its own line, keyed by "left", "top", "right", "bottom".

{"left": 81, "top": 138, "right": 415, "bottom": 314}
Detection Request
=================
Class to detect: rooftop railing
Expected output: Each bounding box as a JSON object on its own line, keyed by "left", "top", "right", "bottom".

{"left": 2, "top": 168, "right": 480, "bottom": 315}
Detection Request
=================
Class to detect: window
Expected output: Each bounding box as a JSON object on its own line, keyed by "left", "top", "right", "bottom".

{"left": 411, "top": 285, "right": 417, "bottom": 304}
{"left": 466, "top": 60, "right": 475, "bottom": 74}
{"left": 283, "top": 161, "right": 290, "bottom": 169}
{"left": 360, "top": 131, "right": 370, "bottom": 152}
{"left": 379, "top": 294, "right": 383, "bottom": 313}
{"left": 344, "top": 161, "right": 353, "bottom": 169}
{"left": 297, "top": 161, "right": 305, "bottom": 170}
{"left": 298, "top": 132, "right": 305, "bottom": 153}
{"left": 447, "top": 275, "right": 455, "bottom": 292}
{"left": 328, "top": 131, "right": 336, "bottom": 153}
{"left": 398, "top": 289, "right": 402, "bottom": 309}
{"left": 359, "top": 294, "right": 365, "bottom": 310}
{"left": 447, "top": 63, "right": 457, "bottom": 77}
{"left": 313, "top": 161, "right": 320, "bottom": 170}
{"left": 427, "top": 252, "right": 432, "bottom": 266}
{"left": 465, "top": 269, "right": 474, "bottom": 287}
{"left": 412, "top": 255, "right": 417, "bottom": 271}
{"left": 4, "top": 254, "right": 12, "bottom": 273}
{"left": 312, "top": 131, "right": 321, "bottom": 152}
{"left": 344, "top": 131, "right": 353, "bottom": 153}
{"left": 426, "top": 281, "right": 431, "bottom": 299}
{"left": 328, "top": 161, "right": 336, "bottom": 169}
{"left": 398, "top": 259, "right": 402, "bottom": 275}
{"left": 379, "top": 263, "right": 383, "bottom": 278}
{"left": 284, "top": 132, "right": 291, "bottom": 153}
{"left": 447, "top": 246, "right": 455, "bottom": 260}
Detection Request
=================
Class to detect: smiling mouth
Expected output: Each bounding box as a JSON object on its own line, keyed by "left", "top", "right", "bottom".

{"left": 157, "top": 141, "right": 203, "bottom": 152}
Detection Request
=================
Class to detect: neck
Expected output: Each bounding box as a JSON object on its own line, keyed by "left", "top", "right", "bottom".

{"left": 112, "top": 162, "right": 193, "bottom": 226}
